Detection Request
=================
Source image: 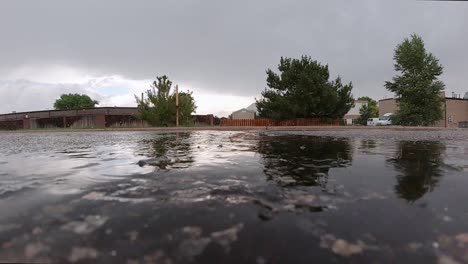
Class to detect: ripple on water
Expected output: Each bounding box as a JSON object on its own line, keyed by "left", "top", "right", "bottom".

{"left": 1, "top": 130, "right": 468, "bottom": 263}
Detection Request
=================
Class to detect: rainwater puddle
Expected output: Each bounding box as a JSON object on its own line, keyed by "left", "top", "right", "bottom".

{"left": 1, "top": 130, "right": 468, "bottom": 263}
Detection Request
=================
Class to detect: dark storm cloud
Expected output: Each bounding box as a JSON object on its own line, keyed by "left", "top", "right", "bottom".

{"left": 0, "top": 0, "right": 467, "bottom": 98}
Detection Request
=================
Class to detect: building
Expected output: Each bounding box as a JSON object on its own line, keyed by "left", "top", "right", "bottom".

{"left": 0, "top": 107, "right": 145, "bottom": 130}
{"left": 0, "top": 107, "right": 217, "bottom": 130}
{"left": 343, "top": 100, "right": 368, "bottom": 125}
{"left": 378, "top": 98, "right": 398, "bottom": 118}
{"left": 229, "top": 103, "right": 258, "bottom": 120}
{"left": 231, "top": 108, "right": 256, "bottom": 120}
{"left": 378, "top": 93, "right": 468, "bottom": 128}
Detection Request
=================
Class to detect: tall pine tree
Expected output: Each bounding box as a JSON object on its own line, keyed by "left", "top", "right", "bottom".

{"left": 385, "top": 34, "right": 445, "bottom": 126}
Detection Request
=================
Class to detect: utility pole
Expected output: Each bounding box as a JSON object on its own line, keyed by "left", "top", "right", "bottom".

{"left": 176, "top": 85, "right": 179, "bottom": 127}
{"left": 141, "top": 93, "right": 144, "bottom": 127}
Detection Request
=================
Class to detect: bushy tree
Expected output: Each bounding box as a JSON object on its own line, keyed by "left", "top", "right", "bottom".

{"left": 53, "top": 93, "right": 98, "bottom": 110}
{"left": 136, "top": 75, "right": 197, "bottom": 126}
{"left": 385, "top": 34, "right": 445, "bottom": 126}
{"left": 389, "top": 141, "right": 444, "bottom": 202}
{"left": 356, "top": 96, "right": 379, "bottom": 125}
{"left": 213, "top": 116, "right": 221, "bottom": 126}
{"left": 256, "top": 56, "right": 354, "bottom": 120}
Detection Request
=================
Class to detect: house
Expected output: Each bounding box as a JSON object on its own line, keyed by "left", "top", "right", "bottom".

{"left": 378, "top": 91, "right": 468, "bottom": 128}
{"left": 0, "top": 107, "right": 218, "bottom": 130}
{"left": 230, "top": 103, "right": 257, "bottom": 120}
{"left": 0, "top": 107, "right": 145, "bottom": 130}
{"left": 343, "top": 100, "right": 368, "bottom": 125}
{"left": 231, "top": 108, "right": 256, "bottom": 120}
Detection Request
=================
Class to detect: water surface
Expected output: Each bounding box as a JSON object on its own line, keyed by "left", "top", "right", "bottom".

{"left": 1, "top": 130, "right": 468, "bottom": 263}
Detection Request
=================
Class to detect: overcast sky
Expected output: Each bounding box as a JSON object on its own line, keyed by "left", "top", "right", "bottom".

{"left": 0, "top": 0, "right": 467, "bottom": 116}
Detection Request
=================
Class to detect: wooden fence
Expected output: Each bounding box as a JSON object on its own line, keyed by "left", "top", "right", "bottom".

{"left": 220, "top": 118, "right": 340, "bottom": 127}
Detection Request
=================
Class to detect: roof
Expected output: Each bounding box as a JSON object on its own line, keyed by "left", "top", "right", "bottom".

{"left": 232, "top": 103, "right": 258, "bottom": 115}
{"left": 446, "top": 97, "right": 468, "bottom": 101}
{"left": 232, "top": 108, "right": 255, "bottom": 114}
{"left": 354, "top": 100, "right": 368, "bottom": 104}
{"left": 0, "top": 106, "right": 139, "bottom": 117}
{"left": 378, "top": 98, "right": 396, "bottom": 102}
{"left": 379, "top": 97, "right": 468, "bottom": 102}
{"left": 246, "top": 103, "right": 258, "bottom": 113}
{"left": 0, "top": 107, "right": 140, "bottom": 122}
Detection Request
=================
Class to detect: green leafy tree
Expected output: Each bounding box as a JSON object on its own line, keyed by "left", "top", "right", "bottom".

{"left": 136, "top": 75, "right": 197, "bottom": 126}
{"left": 385, "top": 34, "right": 445, "bottom": 126}
{"left": 53, "top": 93, "right": 98, "bottom": 110}
{"left": 256, "top": 56, "right": 354, "bottom": 120}
{"left": 356, "top": 96, "right": 379, "bottom": 125}
{"left": 213, "top": 116, "right": 221, "bottom": 126}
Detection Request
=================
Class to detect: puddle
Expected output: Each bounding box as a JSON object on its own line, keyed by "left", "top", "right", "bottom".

{"left": 1, "top": 130, "right": 468, "bottom": 263}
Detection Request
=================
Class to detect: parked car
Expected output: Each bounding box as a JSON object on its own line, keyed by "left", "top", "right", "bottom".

{"left": 376, "top": 113, "right": 393, "bottom": 126}
{"left": 367, "top": 118, "right": 379, "bottom": 126}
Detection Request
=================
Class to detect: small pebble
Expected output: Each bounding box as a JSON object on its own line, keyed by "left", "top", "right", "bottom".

{"left": 128, "top": 231, "right": 138, "bottom": 241}
{"left": 443, "top": 216, "right": 453, "bottom": 222}
{"left": 256, "top": 256, "right": 267, "bottom": 264}
{"left": 32, "top": 227, "right": 43, "bottom": 235}
{"left": 68, "top": 247, "right": 98, "bottom": 263}
{"left": 258, "top": 210, "right": 274, "bottom": 221}
{"left": 438, "top": 255, "right": 461, "bottom": 264}
{"left": 24, "top": 242, "right": 47, "bottom": 258}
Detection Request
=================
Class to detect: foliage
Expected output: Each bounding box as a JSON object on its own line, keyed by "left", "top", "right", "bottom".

{"left": 256, "top": 56, "right": 354, "bottom": 120}
{"left": 136, "top": 75, "right": 197, "bottom": 126}
{"left": 53, "top": 93, "right": 98, "bottom": 110}
{"left": 213, "top": 116, "right": 221, "bottom": 126}
{"left": 356, "top": 96, "right": 379, "bottom": 125}
{"left": 385, "top": 34, "right": 445, "bottom": 126}
{"left": 258, "top": 135, "right": 352, "bottom": 186}
{"left": 390, "top": 141, "right": 444, "bottom": 202}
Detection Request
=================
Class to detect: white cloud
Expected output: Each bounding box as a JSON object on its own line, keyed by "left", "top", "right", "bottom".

{"left": 190, "top": 90, "right": 255, "bottom": 117}
{"left": 0, "top": 70, "right": 254, "bottom": 117}
{"left": 94, "top": 79, "right": 255, "bottom": 116}
{"left": 0, "top": 80, "right": 91, "bottom": 113}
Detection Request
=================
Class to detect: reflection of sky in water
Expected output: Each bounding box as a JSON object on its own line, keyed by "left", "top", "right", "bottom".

{"left": 0, "top": 144, "right": 154, "bottom": 195}
{"left": 1, "top": 130, "right": 468, "bottom": 200}
{"left": 0, "top": 131, "right": 263, "bottom": 196}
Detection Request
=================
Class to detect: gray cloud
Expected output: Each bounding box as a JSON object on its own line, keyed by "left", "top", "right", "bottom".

{"left": 0, "top": 0, "right": 467, "bottom": 101}
{"left": 0, "top": 80, "right": 103, "bottom": 113}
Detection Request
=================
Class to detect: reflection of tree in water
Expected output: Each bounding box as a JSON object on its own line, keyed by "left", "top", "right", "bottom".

{"left": 138, "top": 132, "right": 194, "bottom": 169}
{"left": 389, "top": 141, "right": 445, "bottom": 202}
{"left": 360, "top": 140, "right": 377, "bottom": 151}
{"left": 258, "top": 136, "right": 352, "bottom": 187}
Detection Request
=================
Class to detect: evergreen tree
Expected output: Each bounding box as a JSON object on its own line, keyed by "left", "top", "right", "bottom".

{"left": 256, "top": 56, "right": 354, "bottom": 120}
